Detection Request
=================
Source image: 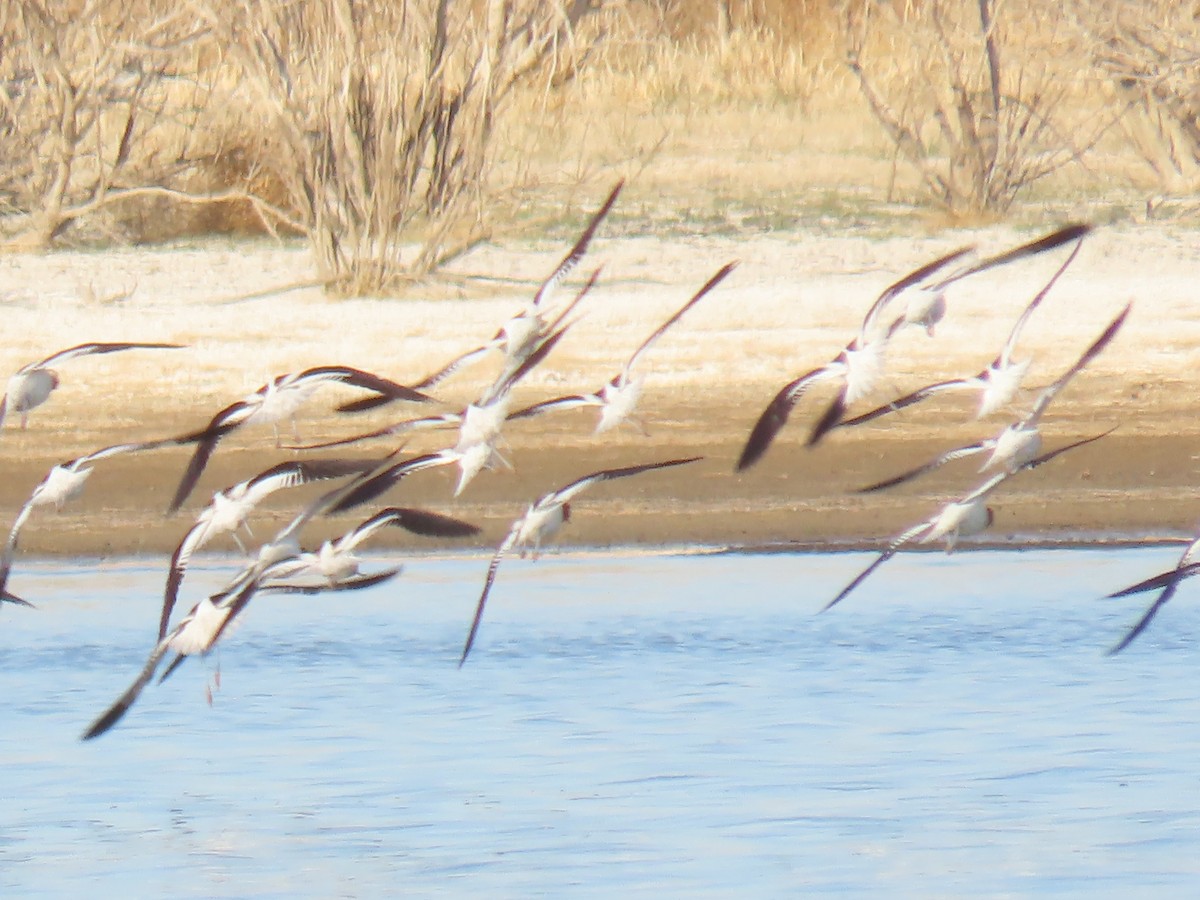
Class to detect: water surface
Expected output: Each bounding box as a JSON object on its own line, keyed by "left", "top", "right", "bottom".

{"left": 2, "top": 548, "right": 1197, "bottom": 896}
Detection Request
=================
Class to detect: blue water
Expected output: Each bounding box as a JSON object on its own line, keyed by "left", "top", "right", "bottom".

{"left": 2, "top": 548, "right": 1198, "bottom": 896}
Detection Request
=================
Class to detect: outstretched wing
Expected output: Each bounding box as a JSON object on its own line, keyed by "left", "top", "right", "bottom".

{"left": 459, "top": 527, "right": 521, "bottom": 667}
{"left": 1026, "top": 303, "right": 1131, "bottom": 426}
{"left": 336, "top": 506, "right": 480, "bottom": 553}
{"left": 1107, "top": 575, "right": 1187, "bottom": 656}
{"left": 551, "top": 456, "right": 703, "bottom": 507}
{"left": 621, "top": 261, "right": 737, "bottom": 381}
{"left": 736, "top": 366, "right": 833, "bottom": 471}
{"left": 839, "top": 377, "right": 979, "bottom": 429}
{"left": 325, "top": 451, "right": 459, "bottom": 515}
{"left": 506, "top": 394, "right": 601, "bottom": 421}
{"left": 1106, "top": 561, "right": 1200, "bottom": 600}
{"left": 80, "top": 639, "right": 173, "bottom": 740}
{"left": 167, "top": 399, "right": 255, "bottom": 513}
{"left": 30, "top": 341, "right": 184, "bottom": 371}
{"left": 159, "top": 521, "right": 208, "bottom": 640}
{"left": 821, "top": 521, "right": 932, "bottom": 613}
{"left": 531, "top": 180, "right": 623, "bottom": 309}
{"left": 854, "top": 440, "right": 994, "bottom": 493}
{"left": 996, "top": 232, "right": 1087, "bottom": 368}
{"left": 937, "top": 224, "right": 1092, "bottom": 293}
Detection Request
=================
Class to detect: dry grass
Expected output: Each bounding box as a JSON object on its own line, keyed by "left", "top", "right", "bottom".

{"left": 0, "top": 0, "right": 1193, "bottom": 267}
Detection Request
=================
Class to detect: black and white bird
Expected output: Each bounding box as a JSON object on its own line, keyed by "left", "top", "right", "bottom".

{"left": 736, "top": 245, "right": 975, "bottom": 471}
{"left": 737, "top": 225, "right": 1092, "bottom": 469}
{"left": 159, "top": 457, "right": 381, "bottom": 640}
{"left": 0, "top": 440, "right": 174, "bottom": 601}
{"left": 1105, "top": 535, "right": 1200, "bottom": 655}
{"left": 854, "top": 303, "right": 1129, "bottom": 493}
{"left": 458, "top": 456, "right": 702, "bottom": 667}
{"left": 825, "top": 432, "right": 1116, "bottom": 612}
{"left": 81, "top": 554, "right": 402, "bottom": 741}
{"left": 167, "top": 366, "right": 433, "bottom": 513}
{"left": 307, "top": 310, "right": 582, "bottom": 496}
{"left": 267, "top": 506, "right": 480, "bottom": 586}
{"left": 1, "top": 342, "right": 184, "bottom": 430}
{"left": 840, "top": 227, "right": 1090, "bottom": 429}
{"left": 508, "top": 261, "right": 737, "bottom": 435}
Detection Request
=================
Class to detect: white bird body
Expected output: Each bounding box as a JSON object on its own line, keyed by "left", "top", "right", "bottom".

{"left": 1, "top": 341, "right": 183, "bottom": 430}
{"left": 6, "top": 369, "right": 58, "bottom": 422}
{"left": 920, "top": 495, "right": 995, "bottom": 550}
{"left": 977, "top": 357, "right": 1032, "bottom": 419}
{"left": 168, "top": 596, "right": 233, "bottom": 657}
{"left": 984, "top": 422, "right": 1042, "bottom": 473}
{"left": 32, "top": 462, "right": 94, "bottom": 511}
{"left": 596, "top": 376, "right": 643, "bottom": 434}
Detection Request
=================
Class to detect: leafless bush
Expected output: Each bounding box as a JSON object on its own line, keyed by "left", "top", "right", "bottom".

{"left": 199, "top": 0, "right": 601, "bottom": 295}
{"left": 1072, "top": 0, "right": 1200, "bottom": 200}
{"left": 0, "top": 1, "right": 234, "bottom": 247}
{"left": 837, "top": 0, "right": 1114, "bottom": 217}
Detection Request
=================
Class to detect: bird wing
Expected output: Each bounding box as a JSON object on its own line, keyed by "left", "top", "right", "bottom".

{"left": 821, "top": 521, "right": 932, "bottom": 613}
{"left": 505, "top": 394, "right": 602, "bottom": 421}
{"left": 325, "top": 451, "right": 459, "bottom": 515}
{"left": 996, "top": 232, "right": 1087, "bottom": 367}
{"left": 1106, "top": 560, "right": 1200, "bottom": 600}
{"left": 1026, "top": 304, "right": 1131, "bottom": 426}
{"left": 531, "top": 180, "right": 623, "bottom": 309}
{"left": 806, "top": 387, "right": 848, "bottom": 447}
{"left": 159, "top": 521, "right": 209, "bottom": 640}
{"left": 736, "top": 366, "right": 835, "bottom": 471}
{"left": 0, "top": 497, "right": 38, "bottom": 597}
{"left": 286, "top": 413, "right": 459, "bottom": 451}
{"left": 336, "top": 506, "right": 480, "bottom": 553}
{"left": 854, "top": 440, "right": 995, "bottom": 493}
{"left": 1020, "top": 427, "right": 1116, "bottom": 473}
{"left": 167, "top": 399, "right": 256, "bottom": 513}
{"left": 550, "top": 456, "right": 703, "bottom": 507}
{"left": 620, "top": 261, "right": 737, "bottom": 382}
{"left": 935, "top": 224, "right": 1093, "bottom": 293}
{"left": 859, "top": 245, "right": 976, "bottom": 341}
{"left": 1107, "top": 573, "right": 1189, "bottom": 656}
{"left": 838, "top": 377, "right": 978, "bottom": 429}
{"left": 80, "top": 638, "right": 174, "bottom": 740}
{"left": 412, "top": 344, "right": 494, "bottom": 392}
{"left": 29, "top": 341, "right": 185, "bottom": 371}
{"left": 459, "top": 526, "right": 521, "bottom": 667}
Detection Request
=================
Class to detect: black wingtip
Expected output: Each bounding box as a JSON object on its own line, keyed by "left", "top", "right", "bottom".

{"left": 807, "top": 393, "right": 847, "bottom": 447}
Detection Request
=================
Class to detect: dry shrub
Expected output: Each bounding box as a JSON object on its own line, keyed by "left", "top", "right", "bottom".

{"left": 196, "top": 0, "right": 601, "bottom": 295}
{"left": 0, "top": 0, "right": 223, "bottom": 247}
{"left": 837, "top": 0, "right": 1116, "bottom": 218}
{"left": 1072, "top": 0, "right": 1200, "bottom": 203}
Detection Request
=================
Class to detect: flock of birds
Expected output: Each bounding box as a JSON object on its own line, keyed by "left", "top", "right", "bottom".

{"left": 0, "top": 181, "right": 1190, "bottom": 740}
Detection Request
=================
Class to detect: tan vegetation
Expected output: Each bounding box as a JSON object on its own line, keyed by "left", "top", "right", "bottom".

{"left": 0, "top": 1, "right": 1196, "bottom": 271}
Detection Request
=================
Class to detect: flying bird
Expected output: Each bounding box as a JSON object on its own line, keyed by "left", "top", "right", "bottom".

{"left": 81, "top": 555, "right": 402, "bottom": 741}
{"left": 159, "top": 457, "right": 381, "bottom": 640}
{"left": 840, "top": 227, "right": 1090, "bottom": 429}
{"left": 735, "top": 244, "right": 976, "bottom": 471}
{"left": 1, "top": 342, "right": 184, "bottom": 430}
{"left": 825, "top": 432, "right": 1116, "bottom": 613}
{"left": 508, "top": 261, "right": 737, "bottom": 434}
{"left": 458, "top": 456, "right": 702, "bottom": 667}
{"left": 853, "top": 304, "right": 1129, "bottom": 493}
{"left": 0, "top": 439, "right": 178, "bottom": 601}
{"left": 1105, "top": 535, "right": 1200, "bottom": 655}
{"left": 267, "top": 506, "right": 480, "bottom": 586}
{"left": 167, "top": 366, "right": 433, "bottom": 513}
